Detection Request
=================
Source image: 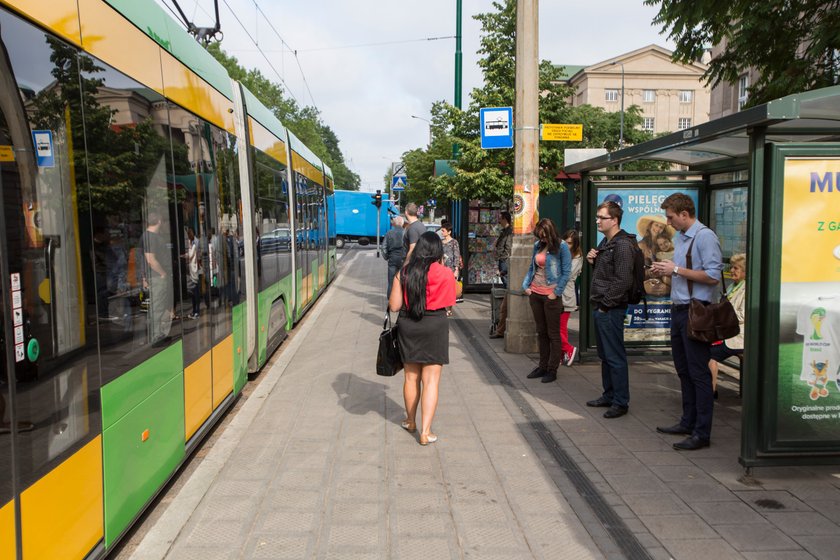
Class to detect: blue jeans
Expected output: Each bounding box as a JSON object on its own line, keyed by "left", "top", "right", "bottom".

{"left": 593, "top": 307, "right": 629, "bottom": 407}
{"left": 670, "top": 306, "right": 713, "bottom": 440}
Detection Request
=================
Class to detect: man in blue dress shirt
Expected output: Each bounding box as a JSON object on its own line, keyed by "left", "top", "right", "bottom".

{"left": 650, "top": 193, "right": 723, "bottom": 451}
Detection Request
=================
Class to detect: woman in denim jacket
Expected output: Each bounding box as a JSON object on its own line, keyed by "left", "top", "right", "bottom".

{"left": 522, "top": 219, "right": 572, "bottom": 383}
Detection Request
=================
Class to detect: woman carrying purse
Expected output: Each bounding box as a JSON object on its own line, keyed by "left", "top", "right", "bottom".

{"left": 389, "top": 232, "right": 457, "bottom": 445}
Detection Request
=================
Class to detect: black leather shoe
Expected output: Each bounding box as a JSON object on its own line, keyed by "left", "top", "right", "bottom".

{"left": 656, "top": 423, "right": 693, "bottom": 435}
{"left": 673, "top": 436, "right": 710, "bottom": 450}
{"left": 603, "top": 405, "right": 628, "bottom": 419}
{"left": 527, "top": 367, "right": 547, "bottom": 379}
{"left": 541, "top": 371, "right": 557, "bottom": 383}
{"left": 586, "top": 396, "right": 612, "bottom": 407}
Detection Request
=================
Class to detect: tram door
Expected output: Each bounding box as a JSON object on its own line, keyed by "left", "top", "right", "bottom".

{"left": 1, "top": 13, "right": 104, "bottom": 559}
{"left": 295, "top": 175, "right": 312, "bottom": 311}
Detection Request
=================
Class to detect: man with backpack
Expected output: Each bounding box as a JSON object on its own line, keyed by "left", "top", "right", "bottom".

{"left": 585, "top": 200, "right": 638, "bottom": 419}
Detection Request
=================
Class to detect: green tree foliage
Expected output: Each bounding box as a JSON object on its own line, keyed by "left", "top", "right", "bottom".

{"left": 31, "top": 39, "right": 181, "bottom": 216}
{"left": 405, "top": 0, "right": 655, "bottom": 204}
{"left": 206, "top": 44, "right": 360, "bottom": 190}
{"left": 645, "top": 0, "right": 840, "bottom": 105}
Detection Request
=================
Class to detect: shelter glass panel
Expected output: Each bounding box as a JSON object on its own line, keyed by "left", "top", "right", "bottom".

{"left": 775, "top": 156, "right": 840, "bottom": 446}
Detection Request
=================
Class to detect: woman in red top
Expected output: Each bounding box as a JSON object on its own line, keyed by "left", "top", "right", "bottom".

{"left": 389, "top": 231, "right": 456, "bottom": 445}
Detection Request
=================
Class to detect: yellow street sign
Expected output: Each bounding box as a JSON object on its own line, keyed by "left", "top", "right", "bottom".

{"left": 0, "top": 145, "right": 14, "bottom": 162}
{"left": 541, "top": 124, "right": 583, "bottom": 142}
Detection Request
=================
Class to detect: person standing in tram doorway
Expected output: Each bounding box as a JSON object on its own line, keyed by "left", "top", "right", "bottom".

{"left": 651, "top": 193, "right": 723, "bottom": 451}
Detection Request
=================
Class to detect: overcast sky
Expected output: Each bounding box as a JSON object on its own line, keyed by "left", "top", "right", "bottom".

{"left": 156, "top": 0, "right": 675, "bottom": 190}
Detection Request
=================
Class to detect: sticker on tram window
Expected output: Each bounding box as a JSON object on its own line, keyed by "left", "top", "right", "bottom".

{"left": 14, "top": 343, "right": 24, "bottom": 363}
{"left": 31, "top": 130, "right": 55, "bottom": 168}
{"left": 10, "top": 272, "right": 20, "bottom": 291}
{"left": 14, "top": 326, "right": 23, "bottom": 345}
{"left": 11, "top": 290, "right": 21, "bottom": 309}
{"left": 13, "top": 308, "right": 22, "bottom": 327}
{"left": 0, "top": 145, "right": 14, "bottom": 162}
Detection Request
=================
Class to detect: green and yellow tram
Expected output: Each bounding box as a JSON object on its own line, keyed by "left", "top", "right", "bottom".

{"left": 0, "top": 1, "right": 337, "bottom": 558}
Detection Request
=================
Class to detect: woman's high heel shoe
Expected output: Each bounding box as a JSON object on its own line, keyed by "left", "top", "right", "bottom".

{"left": 401, "top": 420, "right": 416, "bottom": 433}
{"left": 419, "top": 433, "right": 438, "bottom": 446}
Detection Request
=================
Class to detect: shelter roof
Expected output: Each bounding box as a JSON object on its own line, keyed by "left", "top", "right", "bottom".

{"left": 566, "top": 85, "right": 840, "bottom": 174}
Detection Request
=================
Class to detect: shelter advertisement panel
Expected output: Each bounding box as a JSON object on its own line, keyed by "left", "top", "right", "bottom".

{"left": 595, "top": 186, "right": 699, "bottom": 344}
{"left": 776, "top": 157, "right": 840, "bottom": 443}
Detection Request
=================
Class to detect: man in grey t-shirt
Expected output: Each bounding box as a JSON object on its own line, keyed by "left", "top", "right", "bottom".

{"left": 402, "top": 202, "right": 426, "bottom": 265}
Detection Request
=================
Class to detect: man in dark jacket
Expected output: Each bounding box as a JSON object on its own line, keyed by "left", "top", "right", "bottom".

{"left": 383, "top": 215, "right": 405, "bottom": 297}
{"left": 585, "top": 200, "right": 635, "bottom": 419}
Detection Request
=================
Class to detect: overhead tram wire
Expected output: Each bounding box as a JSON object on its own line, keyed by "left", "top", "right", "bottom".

{"left": 218, "top": 0, "right": 300, "bottom": 104}
{"left": 250, "top": 0, "right": 317, "bottom": 110}
{"left": 228, "top": 36, "right": 458, "bottom": 54}
{"left": 161, "top": 0, "right": 299, "bottom": 104}
{"left": 294, "top": 36, "right": 457, "bottom": 53}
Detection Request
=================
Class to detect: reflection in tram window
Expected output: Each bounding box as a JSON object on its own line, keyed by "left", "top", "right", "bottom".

{"left": 0, "top": 9, "right": 102, "bottom": 487}
{"left": 253, "top": 149, "right": 291, "bottom": 291}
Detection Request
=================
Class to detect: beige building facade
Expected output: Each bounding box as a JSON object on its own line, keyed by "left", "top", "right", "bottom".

{"left": 708, "top": 40, "right": 759, "bottom": 120}
{"left": 561, "top": 45, "right": 711, "bottom": 136}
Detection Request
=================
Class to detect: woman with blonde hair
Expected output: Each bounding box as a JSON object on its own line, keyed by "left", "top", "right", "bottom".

{"left": 709, "top": 253, "right": 747, "bottom": 398}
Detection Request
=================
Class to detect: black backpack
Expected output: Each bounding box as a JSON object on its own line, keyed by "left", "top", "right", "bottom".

{"left": 621, "top": 233, "right": 647, "bottom": 307}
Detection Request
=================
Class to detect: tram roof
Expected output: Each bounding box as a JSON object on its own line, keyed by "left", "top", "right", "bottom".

{"left": 565, "top": 85, "right": 840, "bottom": 174}
{"left": 107, "top": 0, "right": 234, "bottom": 101}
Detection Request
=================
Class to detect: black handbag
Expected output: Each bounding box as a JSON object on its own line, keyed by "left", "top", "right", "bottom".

{"left": 684, "top": 233, "right": 740, "bottom": 343}
{"left": 376, "top": 312, "right": 403, "bottom": 376}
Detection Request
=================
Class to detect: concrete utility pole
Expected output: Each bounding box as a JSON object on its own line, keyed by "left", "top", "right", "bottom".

{"left": 505, "top": 0, "right": 539, "bottom": 354}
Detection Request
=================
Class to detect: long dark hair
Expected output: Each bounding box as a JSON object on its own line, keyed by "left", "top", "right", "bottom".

{"left": 402, "top": 231, "right": 443, "bottom": 320}
{"left": 563, "top": 229, "right": 581, "bottom": 257}
{"left": 534, "top": 219, "right": 560, "bottom": 254}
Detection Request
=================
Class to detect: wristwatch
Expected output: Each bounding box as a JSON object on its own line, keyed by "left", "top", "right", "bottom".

{"left": 673, "top": 266, "right": 680, "bottom": 276}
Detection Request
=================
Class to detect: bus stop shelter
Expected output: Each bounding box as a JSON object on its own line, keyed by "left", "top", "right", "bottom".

{"left": 566, "top": 85, "right": 840, "bottom": 468}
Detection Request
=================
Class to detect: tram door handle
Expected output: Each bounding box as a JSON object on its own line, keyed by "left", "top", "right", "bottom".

{"left": 43, "top": 235, "right": 61, "bottom": 358}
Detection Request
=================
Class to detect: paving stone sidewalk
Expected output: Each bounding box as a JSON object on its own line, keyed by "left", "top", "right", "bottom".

{"left": 131, "top": 248, "right": 840, "bottom": 560}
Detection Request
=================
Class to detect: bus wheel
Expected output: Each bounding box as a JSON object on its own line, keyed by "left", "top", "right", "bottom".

{"left": 336, "top": 236, "right": 346, "bottom": 249}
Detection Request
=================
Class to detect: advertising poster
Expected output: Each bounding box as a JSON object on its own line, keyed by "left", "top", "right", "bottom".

{"left": 776, "top": 158, "right": 840, "bottom": 443}
{"left": 596, "top": 187, "right": 699, "bottom": 344}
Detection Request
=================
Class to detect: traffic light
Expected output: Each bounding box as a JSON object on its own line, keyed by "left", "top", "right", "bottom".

{"left": 371, "top": 189, "right": 382, "bottom": 208}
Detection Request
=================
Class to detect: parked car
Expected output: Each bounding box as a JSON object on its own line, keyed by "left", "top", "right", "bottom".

{"left": 259, "top": 227, "right": 292, "bottom": 253}
{"left": 425, "top": 222, "right": 441, "bottom": 235}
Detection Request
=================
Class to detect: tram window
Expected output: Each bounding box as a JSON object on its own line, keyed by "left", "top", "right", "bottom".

{"left": 169, "top": 109, "right": 218, "bottom": 366}
{"left": 74, "top": 52, "right": 181, "bottom": 383}
{"left": 0, "top": 9, "right": 103, "bottom": 486}
{"left": 253, "top": 149, "right": 290, "bottom": 291}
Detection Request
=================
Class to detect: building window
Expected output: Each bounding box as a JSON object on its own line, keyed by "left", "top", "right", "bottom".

{"left": 738, "top": 74, "right": 749, "bottom": 110}
{"left": 605, "top": 89, "right": 619, "bottom": 102}
{"left": 642, "top": 117, "right": 655, "bottom": 132}
{"left": 643, "top": 89, "right": 655, "bottom": 103}
{"left": 679, "top": 90, "right": 693, "bottom": 103}
{"left": 678, "top": 118, "right": 692, "bottom": 130}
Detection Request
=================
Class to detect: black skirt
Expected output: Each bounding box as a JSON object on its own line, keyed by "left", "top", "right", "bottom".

{"left": 397, "top": 309, "right": 450, "bottom": 365}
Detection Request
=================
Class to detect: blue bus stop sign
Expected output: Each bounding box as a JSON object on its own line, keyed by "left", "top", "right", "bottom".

{"left": 480, "top": 107, "right": 513, "bottom": 149}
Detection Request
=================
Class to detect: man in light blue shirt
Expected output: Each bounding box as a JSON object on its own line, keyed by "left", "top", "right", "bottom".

{"left": 650, "top": 193, "right": 722, "bottom": 451}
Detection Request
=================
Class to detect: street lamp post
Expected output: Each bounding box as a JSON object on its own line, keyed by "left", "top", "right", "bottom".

{"left": 611, "top": 61, "right": 625, "bottom": 150}
{"left": 411, "top": 115, "right": 432, "bottom": 145}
